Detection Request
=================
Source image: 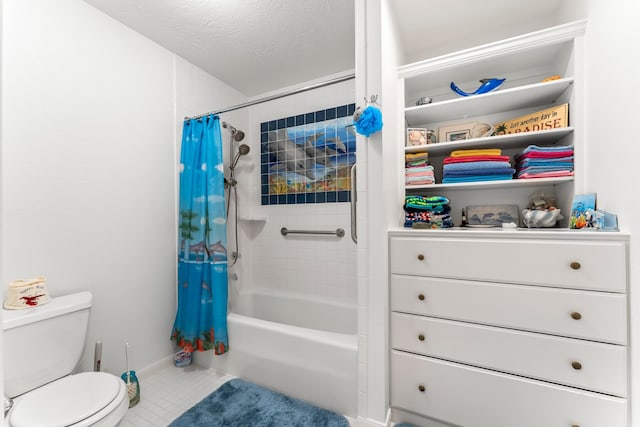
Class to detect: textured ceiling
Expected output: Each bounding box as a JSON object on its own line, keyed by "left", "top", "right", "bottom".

{"left": 83, "top": 0, "right": 567, "bottom": 98}
{"left": 84, "top": 0, "right": 356, "bottom": 97}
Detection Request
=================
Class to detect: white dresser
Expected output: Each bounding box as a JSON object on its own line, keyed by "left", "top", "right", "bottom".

{"left": 389, "top": 229, "right": 630, "bottom": 427}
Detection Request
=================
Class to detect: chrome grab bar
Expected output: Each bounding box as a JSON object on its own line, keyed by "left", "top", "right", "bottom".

{"left": 350, "top": 164, "right": 357, "bottom": 244}
{"left": 280, "top": 227, "right": 345, "bottom": 238}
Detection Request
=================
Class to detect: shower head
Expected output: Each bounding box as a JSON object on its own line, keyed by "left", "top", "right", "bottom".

{"left": 222, "top": 121, "right": 245, "bottom": 142}
{"left": 230, "top": 144, "right": 250, "bottom": 170}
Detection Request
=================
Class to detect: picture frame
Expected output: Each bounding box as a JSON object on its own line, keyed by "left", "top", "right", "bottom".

{"left": 406, "top": 128, "right": 428, "bottom": 147}
{"left": 438, "top": 121, "right": 478, "bottom": 142}
{"left": 570, "top": 193, "right": 597, "bottom": 229}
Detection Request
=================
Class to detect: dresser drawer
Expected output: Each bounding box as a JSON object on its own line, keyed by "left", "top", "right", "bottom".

{"left": 391, "top": 313, "right": 627, "bottom": 396}
{"left": 389, "top": 237, "right": 627, "bottom": 292}
{"left": 391, "top": 275, "right": 627, "bottom": 344}
{"left": 391, "top": 350, "right": 627, "bottom": 427}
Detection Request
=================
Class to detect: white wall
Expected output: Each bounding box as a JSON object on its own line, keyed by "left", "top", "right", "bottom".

{"left": 0, "top": 0, "right": 4, "bottom": 415}
{"left": 2, "top": 0, "right": 244, "bottom": 378}
{"left": 225, "top": 77, "right": 357, "bottom": 305}
{"left": 581, "top": 1, "right": 640, "bottom": 424}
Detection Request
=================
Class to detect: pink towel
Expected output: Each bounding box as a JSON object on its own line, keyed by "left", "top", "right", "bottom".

{"left": 518, "top": 170, "right": 574, "bottom": 179}
{"left": 443, "top": 155, "right": 510, "bottom": 164}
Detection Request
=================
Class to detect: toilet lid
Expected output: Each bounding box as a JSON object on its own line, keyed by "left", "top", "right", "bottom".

{"left": 10, "top": 372, "right": 122, "bottom": 427}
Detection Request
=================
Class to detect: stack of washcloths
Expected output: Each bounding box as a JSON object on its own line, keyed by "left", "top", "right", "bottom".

{"left": 405, "top": 152, "right": 435, "bottom": 186}
{"left": 515, "top": 145, "right": 574, "bottom": 179}
{"left": 403, "top": 195, "right": 453, "bottom": 228}
{"left": 442, "top": 148, "right": 515, "bottom": 183}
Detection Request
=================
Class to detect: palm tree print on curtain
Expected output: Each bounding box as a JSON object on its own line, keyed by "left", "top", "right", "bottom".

{"left": 172, "top": 115, "right": 229, "bottom": 355}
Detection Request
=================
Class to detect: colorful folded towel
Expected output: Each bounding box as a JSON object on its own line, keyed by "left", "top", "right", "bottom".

{"left": 404, "top": 211, "right": 454, "bottom": 228}
{"left": 518, "top": 170, "right": 574, "bottom": 179}
{"left": 404, "top": 195, "right": 449, "bottom": 210}
{"left": 516, "top": 145, "right": 574, "bottom": 160}
{"left": 443, "top": 155, "right": 510, "bottom": 164}
{"left": 450, "top": 148, "right": 502, "bottom": 157}
{"left": 443, "top": 161, "right": 512, "bottom": 172}
{"left": 406, "top": 166, "right": 434, "bottom": 174}
{"left": 444, "top": 167, "right": 516, "bottom": 177}
{"left": 442, "top": 174, "right": 514, "bottom": 183}
{"left": 516, "top": 165, "right": 573, "bottom": 177}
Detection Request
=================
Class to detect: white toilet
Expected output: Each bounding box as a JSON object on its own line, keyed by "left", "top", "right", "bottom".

{"left": 3, "top": 291, "right": 129, "bottom": 426}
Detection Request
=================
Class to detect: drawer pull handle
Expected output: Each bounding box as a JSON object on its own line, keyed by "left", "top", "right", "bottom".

{"left": 570, "top": 312, "right": 582, "bottom": 320}
{"left": 418, "top": 293, "right": 426, "bottom": 301}
{"left": 570, "top": 261, "right": 581, "bottom": 270}
{"left": 418, "top": 334, "right": 425, "bottom": 341}
{"left": 572, "top": 425, "right": 580, "bottom": 427}
{"left": 418, "top": 384, "right": 426, "bottom": 392}
{"left": 417, "top": 254, "right": 425, "bottom": 261}
{"left": 571, "top": 361, "right": 582, "bottom": 370}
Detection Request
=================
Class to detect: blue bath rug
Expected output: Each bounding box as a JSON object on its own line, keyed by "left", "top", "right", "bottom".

{"left": 168, "top": 378, "right": 350, "bottom": 427}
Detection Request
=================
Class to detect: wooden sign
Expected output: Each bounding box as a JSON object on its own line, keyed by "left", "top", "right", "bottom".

{"left": 495, "top": 103, "right": 568, "bottom": 135}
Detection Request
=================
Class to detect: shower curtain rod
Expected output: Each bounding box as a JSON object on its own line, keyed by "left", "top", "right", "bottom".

{"left": 184, "top": 72, "right": 356, "bottom": 121}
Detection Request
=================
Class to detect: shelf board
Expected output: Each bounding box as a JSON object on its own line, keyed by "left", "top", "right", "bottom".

{"left": 405, "top": 176, "right": 573, "bottom": 192}
{"left": 404, "top": 78, "right": 574, "bottom": 126}
{"left": 404, "top": 127, "right": 573, "bottom": 155}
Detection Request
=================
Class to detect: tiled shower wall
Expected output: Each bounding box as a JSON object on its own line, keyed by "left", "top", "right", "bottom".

{"left": 227, "top": 79, "right": 358, "bottom": 305}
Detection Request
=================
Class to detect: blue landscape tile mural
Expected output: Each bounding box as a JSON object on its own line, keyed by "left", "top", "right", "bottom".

{"left": 261, "top": 103, "right": 356, "bottom": 205}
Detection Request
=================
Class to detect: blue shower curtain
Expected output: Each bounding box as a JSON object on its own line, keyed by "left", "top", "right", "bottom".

{"left": 171, "top": 115, "right": 229, "bottom": 355}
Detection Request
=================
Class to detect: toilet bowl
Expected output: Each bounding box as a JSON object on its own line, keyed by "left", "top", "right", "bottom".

{"left": 7, "top": 372, "right": 129, "bottom": 427}
{"left": 3, "top": 292, "right": 129, "bottom": 427}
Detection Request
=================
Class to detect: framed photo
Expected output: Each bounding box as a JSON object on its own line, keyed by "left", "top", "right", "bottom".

{"left": 406, "top": 128, "right": 428, "bottom": 146}
{"left": 570, "top": 193, "right": 597, "bottom": 229}
{"left": 438, "top": 121, "right": 478, "bottom": 142}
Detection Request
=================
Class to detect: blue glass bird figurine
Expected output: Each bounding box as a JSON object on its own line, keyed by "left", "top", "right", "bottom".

{"left": 450, "top": 78, "right": 506, "bottom": 97}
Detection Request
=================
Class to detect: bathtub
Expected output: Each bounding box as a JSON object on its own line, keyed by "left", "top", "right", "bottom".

{"left": 193, "top": 290, "right": 358, "bottom": 418}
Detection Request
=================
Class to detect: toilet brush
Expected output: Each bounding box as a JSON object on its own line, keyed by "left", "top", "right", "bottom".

{"left": 121, "top": 342, "right": 140, "bottom": 408}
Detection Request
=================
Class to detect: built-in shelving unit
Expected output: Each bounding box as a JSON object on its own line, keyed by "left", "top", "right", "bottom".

{"left": 398, "top": 21, "right": 586, "bottom": 227}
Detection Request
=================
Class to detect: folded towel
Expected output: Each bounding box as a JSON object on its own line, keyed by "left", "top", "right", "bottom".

{"left": 442, "top": 174, "right": 514, "bottom": 183}
{"left": 406, "top": 160, "right": 428, "bottom": 167}
{"left": 517, "top": 151, "right": 574, "bottom": 160}
{"left": 406, "top": 172, "right": 435, "bottom": 179}
{"left": 519, "top": 145, "right": 574, "bottom": 154}
{"left": 518, "top": 170, "right": 574, "bottom": 179}
{"left": 450, "top": 148, "right": 502, "bottom": 157}
{"left": 443, "top": 161, "right": 512, "bottom": 172}
{"left": 518, "top": 158, "right": 573, "bottom": 168}
{"left": 404, "top": 196, "right": 450, "bottom": 212}
{"left": 444, "top": 155, "right": 510, "bottom": 164}
{"left": 404, "top": 195, "right": 449, "bottom": 209}
{"left": 404, "top": 211, "right": 454, "bottom": 228}
{"left": 516, "top": 145, "right": 574, "bottom": 161}
{"left": 4, "top": 276, "right": 51, "bottom": 309}
{"left": 444, "top": 167, "right": 515, "bottom": 177}
{"left": 516, "top": 165, "right": 573, "bottom": 177}
{"left": 405, "top": 175, "right": 434, "bottom": 180}
{"left": 405, "top": 166, "right": 434, "bottom": 173}
{"left": 405, "top": 180, "right": 435, "bottom": 186}
{"left": 405, "top": 152, "right": 429, "bottom": 161}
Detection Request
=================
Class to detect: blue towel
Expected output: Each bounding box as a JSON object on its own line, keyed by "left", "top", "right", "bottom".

{"left": 442, "top": 174, "right": 514, "bottom": 183}
{"left": 518, "top": 159, "right": 573, "bottom": 168}
{"left": 519, "top": 144, "right": 574, "bottom": 154}
{"left": 444, "top": 167, "right": 515, "bottom": 177}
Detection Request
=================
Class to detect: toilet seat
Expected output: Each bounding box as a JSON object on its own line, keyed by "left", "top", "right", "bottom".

{"left": 9, "top": 372, "right": 127, "bottom": 427}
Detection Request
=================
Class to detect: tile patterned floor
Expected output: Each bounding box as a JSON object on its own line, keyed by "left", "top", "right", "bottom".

{"left": 118, "top": 361, "right": 356, "bottom": 426}
{"left": 119, "top": 363, "right": 233, "bottom": 426}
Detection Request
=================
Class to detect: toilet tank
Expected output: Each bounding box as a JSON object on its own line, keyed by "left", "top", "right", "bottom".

{"left": 3, "top": 291, "right": 93, "bottom": 398}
